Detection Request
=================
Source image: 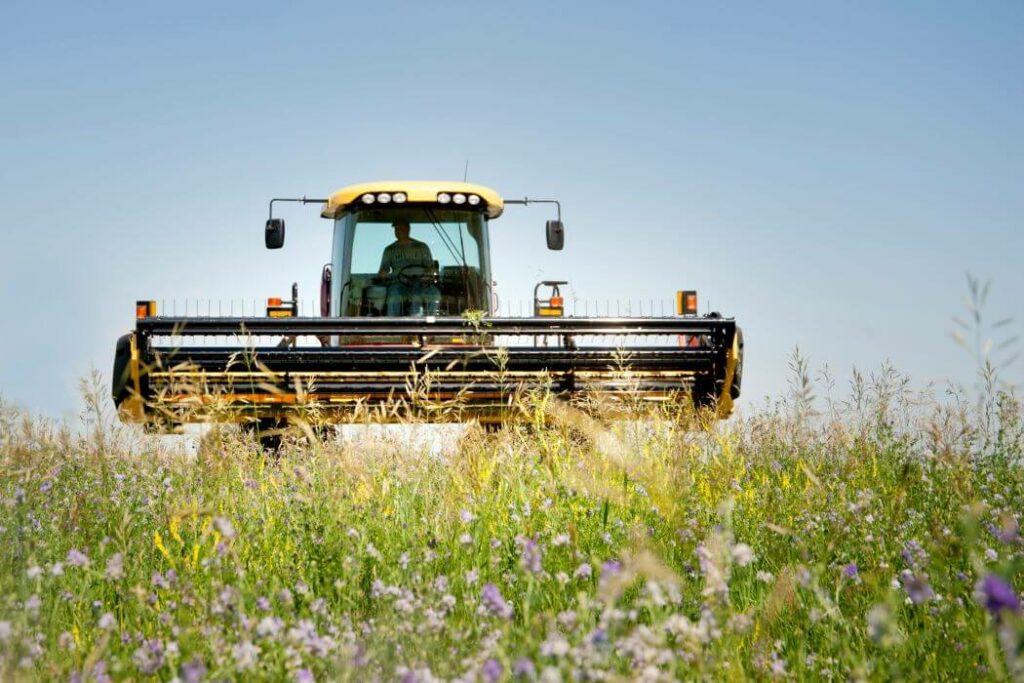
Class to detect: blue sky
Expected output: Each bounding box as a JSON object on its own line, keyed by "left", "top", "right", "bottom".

{"left": 1, "top": 1, "right": 1021, "bottom": 418}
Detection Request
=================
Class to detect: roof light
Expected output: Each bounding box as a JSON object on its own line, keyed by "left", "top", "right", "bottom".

{"left": 392, "top": 192, "right": 407, "bottom": 203}
{"left": 437, "top": 192, "right": 451, "bottom": 204}
{"left": 467, "top": 194, "right": 481, "bottom": 206}
{"left": 377, "top": 193, "right": 392, "bottom": 204}
{"left": 453, "top": 193, "right": 466, "bottom": 205}
{"left": 361, "top": 193, "right": 375, "bottom": 204}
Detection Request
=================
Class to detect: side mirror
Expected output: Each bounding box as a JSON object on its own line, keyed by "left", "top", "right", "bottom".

{"left": 546, "top": 220, "right": 564, "bottom": 250}
{"left": 320, "top": 263, "right": 332, "bottom": 317}
{"left": 265, "top": 218, "right": 285, "bottom": 249}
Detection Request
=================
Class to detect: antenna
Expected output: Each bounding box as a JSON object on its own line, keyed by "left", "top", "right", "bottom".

{"left": 463, "top": 160, "right": 470, "bottom": 181}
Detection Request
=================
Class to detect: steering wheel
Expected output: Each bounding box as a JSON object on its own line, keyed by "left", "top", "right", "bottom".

{"left": 395, "top": 263, "right": 438, "bottom": 287}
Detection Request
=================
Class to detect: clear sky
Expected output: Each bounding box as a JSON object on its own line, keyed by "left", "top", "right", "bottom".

{"left": 1, "top": 1, "right": 1021, "bottom": 418}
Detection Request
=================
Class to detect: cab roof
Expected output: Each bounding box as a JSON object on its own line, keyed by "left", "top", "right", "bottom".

{"left": 321, "top": 181, "right": 504, "bottom": 220}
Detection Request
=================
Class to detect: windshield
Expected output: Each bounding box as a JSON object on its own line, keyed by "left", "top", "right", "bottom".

{"left": 333, "top": 209, "right": 491, "bottom": 316}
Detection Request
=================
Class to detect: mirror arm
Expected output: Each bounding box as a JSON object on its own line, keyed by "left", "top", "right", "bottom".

{"left": 504, "top": 197, "right": 562, "bottom": 222}
{"left": 268, "top": 196, "right": 329, "bottom": 222}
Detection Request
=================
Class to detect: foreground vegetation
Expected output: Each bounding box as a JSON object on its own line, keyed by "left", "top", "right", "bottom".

{"left": 1, "top": 365, "right": 1022, "bottom": 681}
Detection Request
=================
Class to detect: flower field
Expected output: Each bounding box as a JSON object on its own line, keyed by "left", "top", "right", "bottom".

{"left": 1, "top": 368, "right": 1022, "bottom": 681}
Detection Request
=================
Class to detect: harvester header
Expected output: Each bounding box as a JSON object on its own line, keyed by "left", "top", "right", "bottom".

{"left": 113, "top": 179, "right": 743, "bottom": 442}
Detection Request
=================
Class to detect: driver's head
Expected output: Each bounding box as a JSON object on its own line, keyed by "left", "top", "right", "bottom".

{"left": 392, "top": 220, "right": 411, "bottom": 240}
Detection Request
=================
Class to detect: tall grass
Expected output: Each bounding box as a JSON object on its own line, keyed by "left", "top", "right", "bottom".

{"left": 1, "top": 275, "right": 1022, "bottom": 681}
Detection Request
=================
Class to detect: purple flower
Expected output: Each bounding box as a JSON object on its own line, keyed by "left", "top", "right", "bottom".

{"left": 481, "top": 658, "right": 503, "bottom": 683}
{"left": 601, "top": 560, "right": 622, "bottom": 579}
{"left": 481, "top": 583, "right": 513, "bottom": 619}
{"left": 512, "top": 657, "right": 536, "bottom": 679}
{"left": 294, "top": 668, "right": 315, "bottom": 683}
{"left": 520, "top": 538, "right": 542, "bottom": 574}
{"left": 67, "top": 549, "right": 90, "bottom": 567}
{"left": 997, "top": 518, "right": 1020, "bottom": 545}
{"left": 900, "top": 571, "right": 934, "bottom": 604}
{"left": 976, "top": 574, "right": 1021, "bottom": 617}
{"left": 843, "top": 563, "right": 859, "bottom": 579}
{"left": 901, "top": 540, "right": 927, "bottom": 568}
{"left": 180, "top": 656, "right": 206, "bottom": 683}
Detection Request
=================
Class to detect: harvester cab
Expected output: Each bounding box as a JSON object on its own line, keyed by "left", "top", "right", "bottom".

{"left": 113, "top": 181, "right": 743, "bottom": 436}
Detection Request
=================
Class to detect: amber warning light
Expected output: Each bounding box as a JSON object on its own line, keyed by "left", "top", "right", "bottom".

{"left": 135, "top": 300, "right": 157, "bottom": 319}
{"left": 676, "top": 290, "right": 698, "bottom": 316}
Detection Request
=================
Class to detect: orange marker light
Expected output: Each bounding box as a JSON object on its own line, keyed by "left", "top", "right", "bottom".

{"left": 676, "top": 290, "right": 698, "bottom": 316}
{"left": 550, "top": 296, "right": 564, "bottom": 307}
{"left": 135, "top": 300, "right": 156, "bottom": 319}
{"left": 267, "top": 297, "right": 283, "bottom": 306}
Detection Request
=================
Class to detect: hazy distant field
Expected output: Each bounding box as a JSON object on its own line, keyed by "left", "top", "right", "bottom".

{"left": 0, "top": 358, "right": 1021, "bottom": 682}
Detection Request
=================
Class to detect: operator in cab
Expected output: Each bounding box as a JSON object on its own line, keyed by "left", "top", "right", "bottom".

{"left": 377, "top": 219, "right": 441, "bottom": 316}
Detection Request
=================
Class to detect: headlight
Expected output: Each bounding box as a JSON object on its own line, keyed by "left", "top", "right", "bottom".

{"left": 377, "top": 193, "right": 392, "bottom": 204}
{"left": 437, "top": 193, "right": 451, "bottom": 204}
{"left": 467, "top": 194, "right": 481, "bottom": 206}
{"left": 392, "top": 192, "right": 407, "bottom": 203}
{"left": 453, "top": 193, "right": 466, "bottom": 205}
{"left": 361, "top": 194, "right": 375, "bottom": 204}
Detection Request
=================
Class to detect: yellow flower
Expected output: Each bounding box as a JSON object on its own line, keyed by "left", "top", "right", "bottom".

{"left": 154, "top": 531, "right": 173, "bottom": 565}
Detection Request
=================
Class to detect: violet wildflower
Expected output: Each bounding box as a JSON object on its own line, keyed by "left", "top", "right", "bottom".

{"left": 460, "top": 509, "right": 476, "bottom": 523}
{"left": 67, "top": 549, "right": 90, "bottom": 567}
{"left": 25, "top": 594, "right": 41, "bottom": 612}
{"left": 512, "top": 657, "right": 536, "bottom": 679}
{"left": 521, "top": 538, "right": 543, "bottom": 574}
{"left": 997, "top": 518, "right": 1020, "bottom": 545}
{"left": 574, "top": 563, "right": 592, "bottom": 580}
{"left": 976, "top": 574, "right": 1021, "bottom": 617}
{"left": 180, "top": 656, "right": 207, "bottom": 683}
{"left": 481, "top": 583, "right": 513, "bottom": 619}
{"left": 732, "top": 543, "right": 755, "bottom": 567}
{"left": 256, "top": 596, "right": 271, "bottom": 611}
{"left": 40, "top": 480, "right": 52, "bottom": 494}
{"left": 294, "top": 668, "right": 315, "bottom": 683}
{"left": 481, "top": 658, "right": 503, "bottom": 683}
{"left": 900, "top": 571, "right": 934, "bottom": 604}
{"left": 98, "top": 612, "right": 117, "bottom": 630}
{"left": 132, "top": 639, "right": 164, "bottom": 676}
{"left": 843, "top": 563, "right": 859, "bottom": 579}
{"left": 601, "top": 559, "right": 622, "bottom": 579}
{"left": 26, "top": 565, "right": 42, "bottom": 580}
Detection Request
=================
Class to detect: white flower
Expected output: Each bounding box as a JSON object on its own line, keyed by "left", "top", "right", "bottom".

{"left": 0, "top": 621, "right": 10, "bottom": 642}
{"left": 459, "top": 533, "right": 473, "bottom": 546}
{"left": 984, "top": 548, "right": 998, "bottom": 562}
{"left": 214, "top": 517, "right": 236, "bottom": 539}
{"left": 232, "top": 640, "right": 260, "bottom": 671}
{"left": 26, "top": 566, "right": 42, "bottom": 580}
{"left": 552, "top": 533, "right": 570, "bottom": 547}
{"left": 50, "top": 562, "right": 64, "bottom": 577}
{"left": 732, "top": 543, "right": 755, "bottom": 567}
{"left": 256, "top": 616, "right": 283, "bottom": 638}
{"left": 756, "top": 571, "right": 774, "bottom": 584}
{"left": 98, "top": 612, "right": 117, "bottom": 630}
{"left": 105, "top": 553, "right": 125, "bottom": 580}
{"left": 460, "top": 509, "right": 476, "bottom": 524}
